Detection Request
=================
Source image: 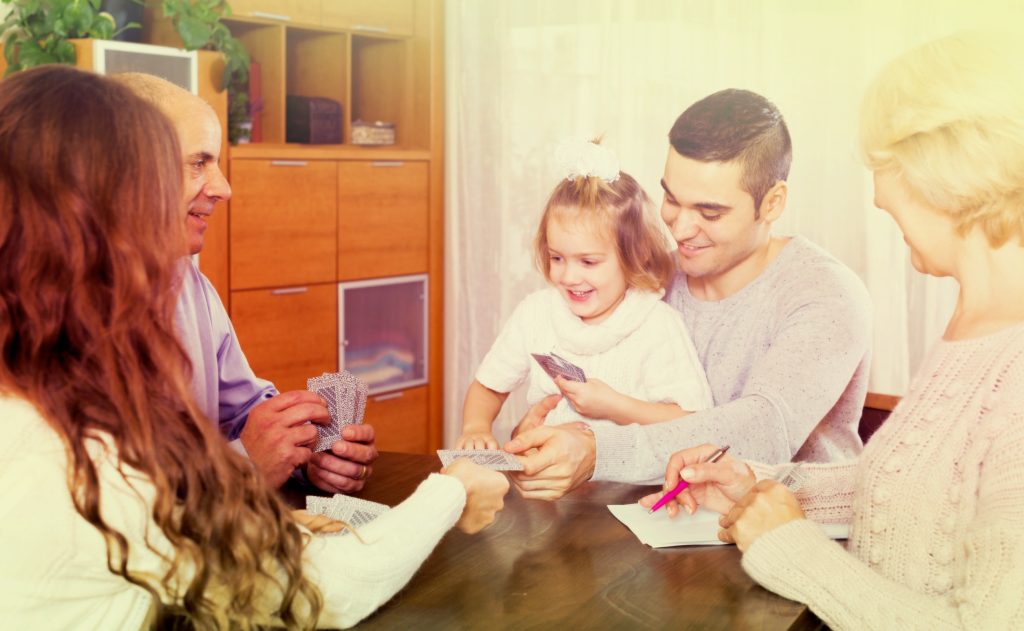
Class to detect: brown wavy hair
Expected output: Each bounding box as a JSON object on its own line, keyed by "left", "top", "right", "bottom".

{"left": 0, "top": 66, "right": 320, "bottom": 628}
{"left": 535, "top": 161, "right": 675, "bottom": 292}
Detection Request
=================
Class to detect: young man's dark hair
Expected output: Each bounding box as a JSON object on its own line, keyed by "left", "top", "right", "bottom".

{"left": 669, "top": 88, "right": 792, "bottom": 216}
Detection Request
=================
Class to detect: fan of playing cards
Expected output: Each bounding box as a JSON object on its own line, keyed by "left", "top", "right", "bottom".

{"left": 305, "top": 495, "right": 390, "bottom": 535}
{"left": 531, "top": 352, "right": 587, "bottom": 382}
{"left": 307, "top": 371, "right": 369, "bottom": 453}
{"left": 437, "top": 449, "right": 524, "bottom": 471}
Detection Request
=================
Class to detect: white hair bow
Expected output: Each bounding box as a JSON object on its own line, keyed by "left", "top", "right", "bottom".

{"left": 555, "top": 139, "right": 620, "bottom": 183}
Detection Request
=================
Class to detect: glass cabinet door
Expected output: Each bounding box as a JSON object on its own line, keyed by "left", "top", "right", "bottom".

{"left": 338, "top": 274, "right": 427, "bottom": 394}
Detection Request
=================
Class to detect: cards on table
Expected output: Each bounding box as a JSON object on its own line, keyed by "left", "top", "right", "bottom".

{"left": 531, "top": 352, "right": 586, "bottom": 383}
{"left": 305, "top": 494, "right": 390, "bottom": 534}
{"left": 437, "top": 449, "right": 524, "bottom": 471}
{"left": 307, "top": 371, "right": 368, "bottom": 453}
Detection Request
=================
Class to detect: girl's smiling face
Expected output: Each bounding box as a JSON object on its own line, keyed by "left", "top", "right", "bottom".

{"left": 545, "top": 213, "right": 629, "bottom": 325}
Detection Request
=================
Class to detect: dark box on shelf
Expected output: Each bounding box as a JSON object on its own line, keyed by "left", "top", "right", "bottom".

{"left": 286, "top": 96, "right": 342, "bottom": 144}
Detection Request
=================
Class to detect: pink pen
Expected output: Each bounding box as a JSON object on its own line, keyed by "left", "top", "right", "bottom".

{"left": 648, "top": 445, "right": 731, "bottom": 514}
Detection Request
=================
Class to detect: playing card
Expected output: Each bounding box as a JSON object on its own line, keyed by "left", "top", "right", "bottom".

{"left": 531, "top": 352, "right": 587, "bottom": 383}
{"left": 307, "top": 371, "right": 368, "bottom": 453}
{"left": 437, "top": 449, "right": 525, "bottom": 471}
{"left": 305, "top": 494, "right": 390, "bottom": 534}
{"left": 354, "top": 379, "right": 368, "bottom": 423}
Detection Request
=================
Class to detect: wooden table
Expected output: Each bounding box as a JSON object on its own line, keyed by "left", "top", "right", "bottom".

{"left": 283, "top": 452, "right": 823, "bottom": 630}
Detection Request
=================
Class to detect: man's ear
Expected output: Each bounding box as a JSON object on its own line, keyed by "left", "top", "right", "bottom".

{"left": 758, "top": 180, "right": 788, "bottom": 223}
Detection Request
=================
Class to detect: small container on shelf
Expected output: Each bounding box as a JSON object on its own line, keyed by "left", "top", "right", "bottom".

{"left": 351, "top": 120, "right": 396, "bottom": 145}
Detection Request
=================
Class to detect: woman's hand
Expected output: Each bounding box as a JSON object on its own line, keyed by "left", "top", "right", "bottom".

{"left": 456, "top": 431, "right": 500, "bottom": 450}
{"left": 639, "top": 444, "right": 756, "bottom": 516}
{"left": 554, "top": 376, "right": 624, "bottom": 420}
{"left": 719, "top": 480, "right": 805, "bottom": 551}
{"left": 443, "top": 458, "right": 510, "bottom": 533}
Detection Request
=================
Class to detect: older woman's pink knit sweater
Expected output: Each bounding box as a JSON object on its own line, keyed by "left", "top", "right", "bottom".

{"left": 743, "top": 323, "right": 1024, "bottom": 630}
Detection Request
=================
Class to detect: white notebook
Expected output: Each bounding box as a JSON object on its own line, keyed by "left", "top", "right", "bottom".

{"left": 608, "top": 503, "right": 848, "bottom": 548}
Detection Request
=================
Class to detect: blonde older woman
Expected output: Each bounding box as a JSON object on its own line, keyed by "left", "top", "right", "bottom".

{"left": 642, "top": 32, "right": 1024, "bottom": 629}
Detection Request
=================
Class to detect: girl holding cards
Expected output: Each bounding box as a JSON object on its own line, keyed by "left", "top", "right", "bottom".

{"left": 0, "top": 66, "right": 507, "bottom": 629}
{"left": 458, "top": 141, "right": 713, "bottom": 449}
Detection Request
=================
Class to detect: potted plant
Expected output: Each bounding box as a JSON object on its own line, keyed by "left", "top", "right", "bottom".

{"left": 159, "top": 0, "right": 251, "bottom": 144}
{"left": 1, "top": 0, "right": 136, "bottom": 71}
{"left": 2, "top": 0, "right": 251, "bottom": 144}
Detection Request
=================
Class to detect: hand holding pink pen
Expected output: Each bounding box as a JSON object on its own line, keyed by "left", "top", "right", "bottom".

{"left": 648, "top": 445, "right": 731, "bottom": 514}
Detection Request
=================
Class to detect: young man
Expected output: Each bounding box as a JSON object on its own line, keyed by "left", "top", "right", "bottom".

{"left": 505, "top": 89, "right": 871, "bottom": 499}
{"left": 118, "top": 73, "right": 377, "bottom": 492}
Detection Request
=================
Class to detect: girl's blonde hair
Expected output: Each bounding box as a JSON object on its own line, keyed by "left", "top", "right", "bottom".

{"left": 534, "top": 170, "right": 675, "bottom": 292}
{"left": 859, "top": 31, "right": 1024, "bottom": 246}
{"left": 0, "top": 66, "right": 320, "bottom": 629}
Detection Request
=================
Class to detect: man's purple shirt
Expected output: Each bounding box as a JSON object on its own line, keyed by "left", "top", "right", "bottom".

{"left": 174, "top": 259, "right": 276, "bottom": 448}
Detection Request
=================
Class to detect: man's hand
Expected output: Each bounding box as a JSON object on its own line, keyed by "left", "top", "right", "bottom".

{"left": 510, "top": 394, "right": 561, "bottom": 440}
{"left": 306, "top": 423, "right": 379, "bottom": 494}
{"left": 240, "top": 391, "right": 329, "bottom": 488}
{"left": 504, "top": 424, "right": 596, "bottom": 501}
{"left": 554, "top": 376, "right": 624, "bottom": 420}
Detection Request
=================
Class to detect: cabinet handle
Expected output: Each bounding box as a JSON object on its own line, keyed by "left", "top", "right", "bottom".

{"left": 371, "top": 161, "right": 404, "bottom": 168}
{"left": 271, "top": 160, "right": 309, "bottom": 167}
{"left": 373, "top": 392, "right": 404, "bottom": 402}
{"left": 270, "top": 286, "right": 308, "bottom": 295}
{"left": 251, "top": 11, "right": 292, "bottom": 21}
{"left": 353, "top": 24, "right": 389, "bottom": 33}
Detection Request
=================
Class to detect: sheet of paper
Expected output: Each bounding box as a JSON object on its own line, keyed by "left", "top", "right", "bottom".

{"left": 608, "top": 503, "right": 848, "bottom": 548}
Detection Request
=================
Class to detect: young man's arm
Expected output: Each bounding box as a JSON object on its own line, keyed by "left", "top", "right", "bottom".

{"left": 591, "top": 270, "right": 871, "bottom": 484}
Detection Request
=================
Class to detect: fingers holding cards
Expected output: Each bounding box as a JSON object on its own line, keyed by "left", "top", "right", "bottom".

{"left": 307, "top": 371, "right": 369, "bottom": 453}
{"left": 531, "top": 352, "right": 586, "bottom": 383}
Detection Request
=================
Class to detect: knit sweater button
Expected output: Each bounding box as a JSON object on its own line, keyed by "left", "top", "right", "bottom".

{"left": 931, "top": 573, "right": 953, "bottom": 592}
{"left": 869, "top": 545, "right": 884, "bottom": 565}
{"left": 870, "top": 514, "right": 887, "bottom": 533}
{"left": 934, "top": 543, "right": 954, "bottom": 564}
{"left": 872, "top": 486, "right": 891, "bottom": 503}
{"left": 882, "top": 457, "right": 902, "bottom": 473}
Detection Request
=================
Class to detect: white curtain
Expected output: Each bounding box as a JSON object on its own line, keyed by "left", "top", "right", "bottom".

{"left": 443, "top": 0, "right": 1019, "bottom": 446}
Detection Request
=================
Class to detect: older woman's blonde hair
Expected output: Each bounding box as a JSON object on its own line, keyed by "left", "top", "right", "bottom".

{"left": 859, "top": 31, "right": 1024, "bottom": 246}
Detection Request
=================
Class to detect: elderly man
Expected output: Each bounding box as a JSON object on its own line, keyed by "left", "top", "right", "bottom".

{"left": 118, "top": 72, "right": 377, "bottom": 492}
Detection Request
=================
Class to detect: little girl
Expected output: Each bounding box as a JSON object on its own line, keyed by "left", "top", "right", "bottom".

{"left": 457, "top": 141, "right": 713, "bottom": 449}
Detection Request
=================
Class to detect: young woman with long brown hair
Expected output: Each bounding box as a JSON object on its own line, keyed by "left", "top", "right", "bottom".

{"left": 0, "top": 65, "right": 507, "bottom": 630}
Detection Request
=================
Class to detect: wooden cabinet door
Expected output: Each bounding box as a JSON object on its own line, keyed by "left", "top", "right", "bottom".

{"left": 364, "top": 386, "right": 428, "bottom": 453}
{"left": 337, "top": 161, "right": 428, "bottom": 280}
{"left": 320, "top": 0, "right": 414, "bottom": 36}
{"left": 228, "top": 0, "right": 321, "bottom": 25}
{"left": 231, "top": 159, "right": 337, "bottom": 289}
{"left": 230, "top": 283, "right": 338, "bottom": 393}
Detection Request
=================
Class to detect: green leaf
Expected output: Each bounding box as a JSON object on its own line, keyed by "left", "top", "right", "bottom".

{"left": 176, "top": 14, "right": 213, "bottom": 49}
{"left": 112, "top": 21, "right": 141, "bottom": 38}
{"left": 52, "top": 37, "right": 75, "bottom": 62}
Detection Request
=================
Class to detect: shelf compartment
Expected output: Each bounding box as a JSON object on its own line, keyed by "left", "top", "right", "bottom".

{"left": 339, "top": 274, "right": 427, "bottom": 395}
